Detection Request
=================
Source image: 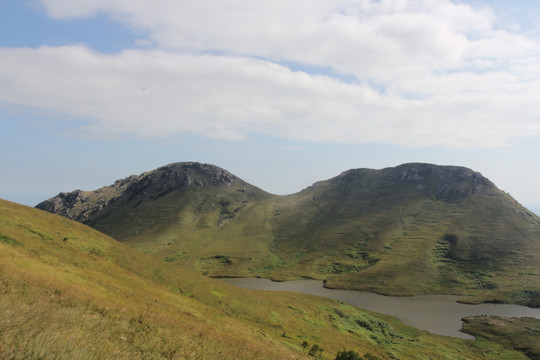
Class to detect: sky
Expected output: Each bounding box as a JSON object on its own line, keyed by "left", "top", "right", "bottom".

{"left": 1, "top": 0, "right": 540, "bottom": 215}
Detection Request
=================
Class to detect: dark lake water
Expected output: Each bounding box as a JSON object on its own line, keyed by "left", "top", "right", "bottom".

{"left": 220, "top": 278, "right": 540, "bottom": 339}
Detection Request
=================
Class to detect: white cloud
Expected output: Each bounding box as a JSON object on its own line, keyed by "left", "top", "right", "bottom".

{"left": 2, "top": 45, "right": 540, "bottom": 147}
{"left": 2, "top": 0, "right": 540, "bottom": 148}
{"left": 37, "top": 0, "right": 497, "bottom": 77}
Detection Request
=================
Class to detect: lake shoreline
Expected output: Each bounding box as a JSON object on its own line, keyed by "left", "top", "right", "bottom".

{"left": 212, "top": 274, "right": 540, "bottom": 308}
{"left": 218, "top": 277, "right": 540, "bottom": 339}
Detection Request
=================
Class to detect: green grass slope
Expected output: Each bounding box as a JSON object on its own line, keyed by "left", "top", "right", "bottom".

{"left": 1, "top": 199, "right": 293, "bottom": 359}
{"left": 36, "top": 162, "right": 540, "bottom": 305}
{"left": 462, "top": 316, "right": 540, "bottom": 360}
{"left": 3, "top": 198, "right": 529, "bottom": 360}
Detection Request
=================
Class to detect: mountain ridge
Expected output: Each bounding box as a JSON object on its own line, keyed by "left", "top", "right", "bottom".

{"left": 36, "top": 162, "right": 540, "bottom": 305}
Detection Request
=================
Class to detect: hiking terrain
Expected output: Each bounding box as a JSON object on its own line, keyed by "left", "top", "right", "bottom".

{"left": 3, "top": 198, "right": 528, "bottom": 359}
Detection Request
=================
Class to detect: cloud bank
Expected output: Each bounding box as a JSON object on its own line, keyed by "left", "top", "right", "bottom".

{"left": 2, "top": 0, "right": 540, "bottom": 147}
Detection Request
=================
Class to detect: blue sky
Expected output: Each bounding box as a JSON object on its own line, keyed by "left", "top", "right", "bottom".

{"left": 1, "top": 0, "right": 540, "bottom": 215}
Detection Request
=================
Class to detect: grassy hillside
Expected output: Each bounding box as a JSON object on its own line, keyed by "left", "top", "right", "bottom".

{"left": 277, "top": 165, "right": 540, "bottom": 306}
{"left": 36, "top": 162, "right": 540, "bottom": 305}
{"left": 462, "top": 316, "right": 540, "bottom": 360}
{"left": 1, "top": 199, "right": 292, "bottom": 359}
{"left": 3, "top": 198, "right": 530, "bottom": 359}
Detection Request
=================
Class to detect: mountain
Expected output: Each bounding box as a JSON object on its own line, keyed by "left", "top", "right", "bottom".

{"left": 4, "top": 198, "right": 526, "bottom": 359}
{"left": 36, "top": 162, "right": 540, "bottom": 306}
{"left": 35, "top": 162, "right": 270, "bottom": 223}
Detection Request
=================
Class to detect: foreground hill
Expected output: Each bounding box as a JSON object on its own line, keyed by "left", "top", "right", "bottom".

{"left": 36, "top": 162, "right": 540, "bottom": 305}
{"left": 2, "top": 199, "right": 526, "bottom": 359}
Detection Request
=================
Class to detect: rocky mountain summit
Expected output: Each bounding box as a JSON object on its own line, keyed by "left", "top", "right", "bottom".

{"left": 36, "top": 162, "right": 247, "bottom": 223}
{"left": 325, "top": 163, "right": 496, "bottom": 202}
{"left": 383, "top": 163, "right": 495, "bottom": 201}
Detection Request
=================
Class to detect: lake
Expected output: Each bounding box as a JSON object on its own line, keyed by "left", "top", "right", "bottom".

{"left": 220, "top": 278, "right": 540, "bottom": 339}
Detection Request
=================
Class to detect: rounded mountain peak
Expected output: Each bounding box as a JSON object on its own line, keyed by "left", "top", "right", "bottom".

{"left": 154, "top": 162, "right": 236, "bottom": 185}
{"left": 328, "top": 163, "right": 496, "bottom": 202}
{"left": 124, "top": 162, "right": 237, "bottom": 201}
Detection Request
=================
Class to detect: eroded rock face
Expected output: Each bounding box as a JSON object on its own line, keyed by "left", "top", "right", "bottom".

{"left": 35, "top": 190, "right": 88, "bottom": 221}
{"left": 36, "top": 189, "right": 118, "bottom": 222}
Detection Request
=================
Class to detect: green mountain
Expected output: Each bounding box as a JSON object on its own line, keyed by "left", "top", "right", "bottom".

{"left": 3, "top": 198, "right": 528, "bottom": 359}
{"left": 36, "top": 162, "right": 540, "bottom": 305}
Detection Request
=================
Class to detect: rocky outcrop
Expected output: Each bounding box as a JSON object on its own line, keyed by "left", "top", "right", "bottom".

{"left": 35, "top": 190, "right": 90, "bottom": 221}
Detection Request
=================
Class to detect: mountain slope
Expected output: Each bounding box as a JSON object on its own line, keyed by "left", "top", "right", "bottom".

{"left": 4, "top": 198, "right": 526, "bottom": 360}
{"left": 272, "top": 163, "right": 540, "bottom": 305}
{"left": 36, "top": 162, "right": 540, "bottom": 305}
{"left": 0, "top": 199, "right": 293, "bottom": 359}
